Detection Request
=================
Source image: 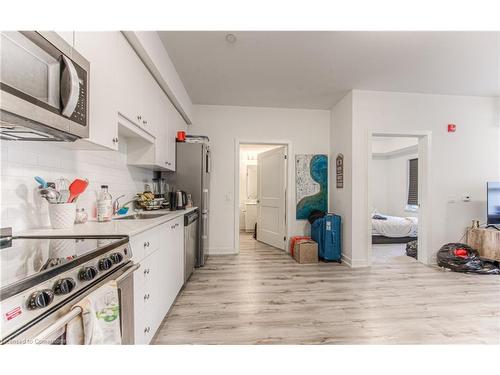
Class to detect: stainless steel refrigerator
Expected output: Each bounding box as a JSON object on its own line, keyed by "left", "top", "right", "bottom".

{"left": 166, "top": 142, "right": 210, "bottom": 267}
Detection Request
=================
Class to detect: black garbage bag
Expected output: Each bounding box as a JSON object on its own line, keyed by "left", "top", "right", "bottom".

{"left": 406, "top": 240, "right": 418, "bottom": 259}
{"left": 437, "top": 243, "right": 500, "bottom": 275}
{"left": 307, "top": 210, "right": 326, "bottom": 224}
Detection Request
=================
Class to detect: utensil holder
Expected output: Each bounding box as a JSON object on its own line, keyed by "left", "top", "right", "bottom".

{"left": 48, "top": 203, "right": 76, "bottom": 229}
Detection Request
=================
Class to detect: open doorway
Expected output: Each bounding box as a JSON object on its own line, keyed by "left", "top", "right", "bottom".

{"left": 371, "top": 136, "right": 419, "bottom": 264}
{"left": 237, "top": 143, "right": 288, "bottom": 251}
{"left": 368, "top": 131, "right": 431, "bottom": 265}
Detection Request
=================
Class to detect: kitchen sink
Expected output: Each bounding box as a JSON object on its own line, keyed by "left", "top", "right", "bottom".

{"left": 113, "top": 213, "right": 168, "bottom": 220}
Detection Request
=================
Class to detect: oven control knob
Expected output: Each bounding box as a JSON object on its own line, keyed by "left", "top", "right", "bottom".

{"left": 53, "top": 278, "right": 76, "bottom": 295}
{"left": 109, "top": 252, "right": 123, "bottom": 264}
{"left": 27, "top": 289, "right": 54, "bottom": 310}
{"left": 79, "top": 266, "right": 98, "bottom": 281}
{"left": 98, "top": 257, "right": 113, "bottom": 271}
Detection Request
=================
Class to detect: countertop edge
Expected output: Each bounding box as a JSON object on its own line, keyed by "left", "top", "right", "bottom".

{"left": 15, "top": 207, "right": 199, "bottom": 238}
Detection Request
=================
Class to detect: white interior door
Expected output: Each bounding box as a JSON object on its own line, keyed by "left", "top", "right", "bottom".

{"left": 256, "top": 146, "right": 286, "bottom": 249}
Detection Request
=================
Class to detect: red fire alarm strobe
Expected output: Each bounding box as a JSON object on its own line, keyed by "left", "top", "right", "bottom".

{"left": 448, "top": 123, "right": 456, "bottom": 133}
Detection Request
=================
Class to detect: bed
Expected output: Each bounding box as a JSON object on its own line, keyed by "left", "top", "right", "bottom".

{"left": 372, "top": 214, "right": 418, "bottom": 244}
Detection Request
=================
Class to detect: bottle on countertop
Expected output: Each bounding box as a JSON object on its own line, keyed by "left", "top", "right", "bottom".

{"left": 97, "top": 185, "right": 113, "bottom": 222}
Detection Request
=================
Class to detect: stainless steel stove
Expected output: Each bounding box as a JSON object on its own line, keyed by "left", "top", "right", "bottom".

{"left": 0, "top": 228, "right": 138, "bottom": 344}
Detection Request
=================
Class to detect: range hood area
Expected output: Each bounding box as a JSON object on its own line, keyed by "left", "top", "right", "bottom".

{"left": 0, "top": 110, "right": 79, "bottom": 142}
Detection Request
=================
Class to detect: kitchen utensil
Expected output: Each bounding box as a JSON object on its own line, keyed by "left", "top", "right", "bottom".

{"left": 39, "top": 188, "right": 60, "bottom": 204}
{"left": 55, "top": 177, "right": 70, "bottom": 203}
{"left": 34, "top": 176, "right": 48, "bottom": 188}
{"left": 68, "top": 179, "right": 89, "bottom": 203}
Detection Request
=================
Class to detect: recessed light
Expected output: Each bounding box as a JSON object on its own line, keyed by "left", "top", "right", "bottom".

{"left": 225, "top": 33, "right": 237, "bottom": 43}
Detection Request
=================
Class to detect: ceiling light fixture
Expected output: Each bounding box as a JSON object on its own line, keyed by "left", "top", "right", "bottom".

{"left": 225, "top": 33, "right": 237, "bottom": 43}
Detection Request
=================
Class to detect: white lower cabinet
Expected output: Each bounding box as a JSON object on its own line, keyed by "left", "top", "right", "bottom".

{"left": 131, "top": 217, "right": 185, "bottom": 344}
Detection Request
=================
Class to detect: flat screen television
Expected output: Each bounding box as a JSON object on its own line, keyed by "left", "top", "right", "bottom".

{"left": 487, "top": 182, "right": 500, "bottom": 225}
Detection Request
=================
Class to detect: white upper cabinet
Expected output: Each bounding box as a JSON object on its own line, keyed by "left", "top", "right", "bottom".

{"left": 73, "top": 32, "right": 119, "bottom": 150}
{"left": 116, "top": 32, "right": 144, "bottom": 128}
{"left": 141, "top": 68, "right": 159, "bottom": 134}
{"left": 166, "top": 97, "right": 187, "bottom": 171}
{"left": 68, "top": 31, "right": 184, "bottom": 165}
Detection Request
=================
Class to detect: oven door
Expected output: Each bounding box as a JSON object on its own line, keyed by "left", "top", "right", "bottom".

{"left": 0, "top": 31, "right": 89, "bottom": 140}
{"left": 4, "top": 262, "right": 139, "bottom": 345}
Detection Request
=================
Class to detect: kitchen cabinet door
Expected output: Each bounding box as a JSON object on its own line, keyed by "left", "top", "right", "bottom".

{"left": 140, "top": 68, "right": 159, "bottom": 135}
{"left": 166, "top": 98, "right": 186, "bottom": 171}
{"left": 134, "top": 250, "right": 161, "bottom": 344}
{"left": 155, "top": 91, "right": 170, "bottom": 169}
{"left": 73, "top": 32, "right": 119, "bottom": 150}
{"left": 116, "top": 32, "right": 143, "bottom": 128}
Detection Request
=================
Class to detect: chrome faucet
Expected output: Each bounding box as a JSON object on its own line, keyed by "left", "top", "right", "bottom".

{"left": 113, "top": 195, "right": 137, "bottom": 215}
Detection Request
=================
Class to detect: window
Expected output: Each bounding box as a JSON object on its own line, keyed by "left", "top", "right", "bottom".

{"left": 407, "top": 158, "right": 418, "bottom": 211}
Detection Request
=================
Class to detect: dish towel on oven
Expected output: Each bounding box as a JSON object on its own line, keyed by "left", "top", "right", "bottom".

{"left": 66, "top": 280, "right": 121, "bottom": 345}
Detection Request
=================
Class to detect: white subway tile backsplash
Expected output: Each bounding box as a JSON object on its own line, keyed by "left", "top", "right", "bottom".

{"left": 0, "top": 139, "right": 153, "bottom": 232}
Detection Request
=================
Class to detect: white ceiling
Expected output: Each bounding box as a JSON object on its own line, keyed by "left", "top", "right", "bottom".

{"left": 158, "top": 31, "right": 500, "bottom": 110}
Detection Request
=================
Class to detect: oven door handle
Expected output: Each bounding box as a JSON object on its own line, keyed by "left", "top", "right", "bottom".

{"left": 115, "top": 263, "right": 140, "bottom": 283}
{"left": 32, "top": 306, "right": 82, "bottom": 344}
{"left": 32, "top": 262, "right": 140, "bottom": 344}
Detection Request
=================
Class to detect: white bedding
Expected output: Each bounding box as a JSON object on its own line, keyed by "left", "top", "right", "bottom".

{"left": 372, "top": 215, "right": 418, "bottom": 238}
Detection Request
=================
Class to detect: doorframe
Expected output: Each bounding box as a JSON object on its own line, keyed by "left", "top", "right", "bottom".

{"left": 234, "top": 139, "right": 292, "bottom": 252}
{"left": 366, "top": 130, "right": 432, "bottom": 265}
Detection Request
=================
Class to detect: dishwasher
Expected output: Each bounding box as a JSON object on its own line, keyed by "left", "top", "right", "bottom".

{"left": 184, "top": 210, "right": 199, "bottom": 284}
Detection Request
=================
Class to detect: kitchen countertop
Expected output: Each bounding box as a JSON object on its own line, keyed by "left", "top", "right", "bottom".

{"left": 16, "top": 207, "right": 198, "bottom": 238}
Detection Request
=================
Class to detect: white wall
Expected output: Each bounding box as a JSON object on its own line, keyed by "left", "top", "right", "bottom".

{"left": 0, "top": 140, "right": 152, "bottom": 233}
{"left": 190, "top": 105, "right": 330, "bottom": 254}
{"left": 328, "top": 92, "right": 355, "bottom": 265}
{"left": 336, "top": 90, "right": 500, "bottom": 266}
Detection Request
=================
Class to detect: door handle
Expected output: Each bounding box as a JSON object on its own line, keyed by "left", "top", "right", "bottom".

{"left": 60, "top": 55, "right": 80, "bottom": 118}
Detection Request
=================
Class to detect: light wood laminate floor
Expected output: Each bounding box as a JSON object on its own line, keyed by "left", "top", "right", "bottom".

{"left": 153, "top": 234, "right": 500, "bottom": 344}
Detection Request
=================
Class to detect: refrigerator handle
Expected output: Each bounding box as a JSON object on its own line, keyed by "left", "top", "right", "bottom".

{"left": 205, "top": 149, "right": 211, "bottom": 173}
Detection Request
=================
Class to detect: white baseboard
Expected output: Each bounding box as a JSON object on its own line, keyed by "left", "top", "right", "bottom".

{"left": 208, "top": 247, "right": 239, "bottom": 255}
{"left": 341, "top": 254, "right": 369, "bottom": 268}
{"left": 341, "top": 254, "right": 352, "bottom": 267}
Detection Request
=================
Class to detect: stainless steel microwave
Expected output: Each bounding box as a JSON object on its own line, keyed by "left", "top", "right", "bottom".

{"left": 0, "top": 31, "right": 89, "bottom": 141}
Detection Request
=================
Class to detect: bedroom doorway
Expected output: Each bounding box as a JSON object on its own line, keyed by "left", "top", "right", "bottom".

{"left": 236, "top": 142, "right": 289, "bottom": 252}
{"left": 368, "top": 132, "right": 431, "bottom": 266}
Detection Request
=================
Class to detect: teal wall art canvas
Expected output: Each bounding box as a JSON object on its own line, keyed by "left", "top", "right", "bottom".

{"left": 295, "top": 154, "right": 328, "bottom": 220}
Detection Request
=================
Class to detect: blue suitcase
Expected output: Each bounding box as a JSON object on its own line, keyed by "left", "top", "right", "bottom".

{"left": 311, "top": 214, "right": 341, "bottom": 262}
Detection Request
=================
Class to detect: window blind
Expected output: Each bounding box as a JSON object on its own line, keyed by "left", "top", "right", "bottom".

{"left": 408, "top": 158, "right": 418, "bottom": 206}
